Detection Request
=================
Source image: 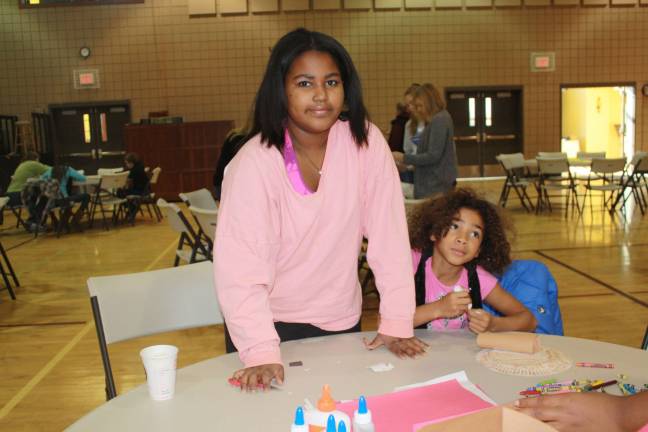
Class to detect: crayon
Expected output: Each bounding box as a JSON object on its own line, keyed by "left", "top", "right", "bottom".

{"left": 575, "top": 362, "right": 614, "bottom": 369}
{"left": 583, "top": 380, "right": 617, "bottom": 392}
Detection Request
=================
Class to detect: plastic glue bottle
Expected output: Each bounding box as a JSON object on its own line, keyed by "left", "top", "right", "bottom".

{"left": 352, "top": 396, "right": 376, "bottom": 432}
{"left": 304, "top": 385, "right": 351, "bottom": 432}
{"left": 291, "top": 406, "right": 308, "bottom": 432}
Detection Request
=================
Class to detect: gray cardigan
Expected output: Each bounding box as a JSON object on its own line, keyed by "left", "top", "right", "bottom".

{"left": 403, "top": 109, "right": 457, "bottom": 199}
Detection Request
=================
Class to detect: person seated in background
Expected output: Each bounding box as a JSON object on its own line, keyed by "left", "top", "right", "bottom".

{"left": 515, "top": 391, "right": 648, "bottom": 432}
{"left": 5, "top": 151, "right": 50, "bottom": 207}
{"left": 116, "top": 153, "right": 150, "bottom": 220}
{"left": 213, "top": 128, "right": 247, "bottom": 201}
{"left": 25, "top": 164, "right": 88, "bottom": 231}
{"left": 120, "top": 152, "right": 150, "bottom": 197}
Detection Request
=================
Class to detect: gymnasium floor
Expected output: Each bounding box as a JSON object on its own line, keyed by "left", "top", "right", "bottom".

{"left": 0, "top": 179, "right": 646, "bottom": 430}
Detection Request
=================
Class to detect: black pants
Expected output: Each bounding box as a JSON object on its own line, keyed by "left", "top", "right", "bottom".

{"left": 224, "top": 320, "right": 362, "bottom": 354}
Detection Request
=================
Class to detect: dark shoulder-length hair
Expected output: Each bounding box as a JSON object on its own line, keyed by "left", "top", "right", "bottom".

{"left": 408, "top": 188, "right": 513, "bottom": 275}
{"left": 248, "top": 27, "right": 369, "bottom": 150}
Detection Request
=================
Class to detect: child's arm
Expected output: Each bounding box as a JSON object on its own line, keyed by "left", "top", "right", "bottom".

{"left": 414, "top": 291, "right": 472, "bottom": 327}
{"left": 468, "top": 283, "right": 537, "bottom": 333}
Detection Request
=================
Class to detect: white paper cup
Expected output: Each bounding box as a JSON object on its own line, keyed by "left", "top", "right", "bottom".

{"left": 140, "top": 344, "right": 178, "bottom": 401}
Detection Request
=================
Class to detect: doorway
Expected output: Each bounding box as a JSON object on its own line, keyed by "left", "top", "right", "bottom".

{"left": 560, "top": 85, "right": 635, "bottom": 159}
{"left": 446, "top": 88, "right": 523, "bottom": 178}
{"left": 50, "top": 101, "right": 131, "bottom": 173}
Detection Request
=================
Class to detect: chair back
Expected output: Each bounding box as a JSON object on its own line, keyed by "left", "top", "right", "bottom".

{"left": 537, "top": 158, "right": 570, "bottom": 175}
{"left": 150, "top": 167, "right": 162, "bottom": 185}
{"left": 157, "top": 198, "right": 197, "bottom": 235}
{"left": 497, "top": 153, "right": 526, "bottom": 170}
{"left": 537, "top": 152, "right": 567, "bottom": 160}
{"left": 88, "top": 261, "right": 222, "bottom": 400}
{"left": 97, "top": 167, "right": 124, "bottom": 176}
{"left": 0, "top": 196, "right": 8, "bottom": 211}
{"left": 189, "top": 206, "right": 218, "bottom": 242}
{"left": 100, "top": 171, "right": 129, "bottom": 191}
{"left": 179, "top": 188, "right": 217, "bottom": 210}
{"left": 577, "top": 151, "right": 606, "bottom": 160}
{"left": 88, "top": 261, "right": 222, "bottom": 345}
{"left": 631, "top": 152, "right": 648, "bottom": 174}
{"left": 589, "top": 158, "right": 626, "bottom": 175}
{"left": 486, "top": 260, "right": 564, "bottom": 335}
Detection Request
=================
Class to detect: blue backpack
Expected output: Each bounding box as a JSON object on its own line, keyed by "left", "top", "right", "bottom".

{"left": 484, "top": 260, "right": 564, "bottom": 335}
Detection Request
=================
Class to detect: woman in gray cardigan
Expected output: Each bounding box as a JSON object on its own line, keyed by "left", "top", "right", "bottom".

{"left": 393, "top": 84, "right": 457, "bottom": 199}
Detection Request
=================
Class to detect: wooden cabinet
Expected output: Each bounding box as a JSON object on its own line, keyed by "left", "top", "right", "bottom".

{"left": 124, "top": 121, "right": 234, "bottom": 201}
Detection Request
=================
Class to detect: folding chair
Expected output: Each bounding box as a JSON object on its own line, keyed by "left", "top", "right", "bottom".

{"left": 612, "top": 152, "right": 648, "bottom": 215}
{"left": 537, "top": 152, "right": 568, "bottom": 160}
{"left": 178, "top": 188, "right": 218, "bottom": 211}
{"left": 188, "top": 206, "right": 218, "bottom": 258}
{"left": 496, "top": 153, "right": 535, "bottom": 212}
{"left": 576, "top": 151, "right": 606, "bottom": 160}
{"left": 89, "top": 172, "right": 129, "bottom": 230}
{"left": 157, "top": 198, "right": 209, "bottom": 266}
{"left": 536, "top": 157, "right": 581, "bottom": 216}
{"left": 138, "top": 167, "right": 162, "bottom": 222}
{"left": 1, "top": 198, "right": 28, "bottom": 230}
{"left": 179, "top": 189, "right": 218, "bottom": 247}
{"left": 0, "top": 197, "right": 19, "bottom": 300}
{"left": 580, "top": 158, "right": 626, "bottom": 215}
{"left": 88, "top": 261, "right": 223, "bottom": 400}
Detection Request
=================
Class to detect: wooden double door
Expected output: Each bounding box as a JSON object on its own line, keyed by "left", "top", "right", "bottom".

{"left": 50, "top": 101, "right": 131, "bottom": 173}
{"left": 446, "top": 88, "right": 523, "bottom": 178}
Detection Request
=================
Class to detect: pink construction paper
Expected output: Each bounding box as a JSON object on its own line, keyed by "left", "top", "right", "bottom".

{"left": 412, "top": 408, "right": 486, "bottom": 431}
{"left": 336, "top": 380, "right": 494, "bottom": 432}
{"left": 638, "top": 422, "right": 648, "bottom": 432}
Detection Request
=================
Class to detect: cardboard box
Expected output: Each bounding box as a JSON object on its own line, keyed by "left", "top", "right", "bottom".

{"left": 417, "top": 406, "right": 557, "bottom": 432}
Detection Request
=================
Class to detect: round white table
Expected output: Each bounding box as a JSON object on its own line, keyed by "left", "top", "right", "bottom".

{"left": 67, "top": 331, "right": 648, "bottom": 431}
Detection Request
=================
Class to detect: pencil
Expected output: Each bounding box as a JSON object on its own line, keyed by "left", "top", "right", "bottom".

{"left": 575, "top": 362, "right": 614, "bottom": 369}
{"left": 584, "top": 380, "right": 618, "bottom": 392}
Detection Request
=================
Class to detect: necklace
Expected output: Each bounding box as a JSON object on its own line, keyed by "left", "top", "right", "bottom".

{"left": 291, "top": 135, "right": 324, "bottom": 176}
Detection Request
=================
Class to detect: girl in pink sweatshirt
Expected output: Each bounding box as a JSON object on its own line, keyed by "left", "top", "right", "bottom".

{"left": 214, "top": 28, "right": 427, "bottom": 391}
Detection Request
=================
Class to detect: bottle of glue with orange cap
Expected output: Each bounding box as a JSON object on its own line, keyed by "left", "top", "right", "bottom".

{"left": 304, "top": 384, "right": 350, "bottom": 432}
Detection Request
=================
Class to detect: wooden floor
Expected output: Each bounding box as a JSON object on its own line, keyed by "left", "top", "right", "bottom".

{"left": 0, "top": 180, "right": 647, "bottom": 430}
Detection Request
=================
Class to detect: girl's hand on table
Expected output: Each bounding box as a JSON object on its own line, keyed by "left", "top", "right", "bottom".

{"left": 231, "top": 363, "right": 284, "bottom": 392}
{"left": 363, "top": 333, "right": 429, "bottom": 358}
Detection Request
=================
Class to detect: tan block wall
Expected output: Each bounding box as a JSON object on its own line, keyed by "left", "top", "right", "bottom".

{"left": 1, "top": 1, "right": 647, "bottom": 155}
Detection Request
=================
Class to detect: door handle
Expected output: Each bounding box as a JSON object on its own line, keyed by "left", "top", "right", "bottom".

{"left": 484, "top": 134, "right": 516, "bottom": 141}
{"left": 454, "top": 135, "right": 480, "bottom": 142}
{"left": 98, "top": 150, "right": 126, "bottom": 157}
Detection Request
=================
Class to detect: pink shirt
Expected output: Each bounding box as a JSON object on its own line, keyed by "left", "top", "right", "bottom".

{"left": 411, "top": 250, "right": 497, "bottom": 330}
{"left": 215, "top": 120, "right": 415, "bottom": 367}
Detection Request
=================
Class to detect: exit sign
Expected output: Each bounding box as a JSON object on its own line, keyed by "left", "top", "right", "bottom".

{"left": 530, "top": 52, "right": 555, "bottom": 72}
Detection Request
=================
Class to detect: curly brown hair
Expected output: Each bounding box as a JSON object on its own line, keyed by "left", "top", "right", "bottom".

{"left": 408, "top": 188, "right": 513, "bottom": 275}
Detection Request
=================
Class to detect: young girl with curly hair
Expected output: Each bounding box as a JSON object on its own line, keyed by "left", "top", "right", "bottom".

{"left": 408, "top": 188, "right": 537, "bottom": 333}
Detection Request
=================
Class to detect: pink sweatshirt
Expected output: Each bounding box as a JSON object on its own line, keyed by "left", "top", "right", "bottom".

{"left": 214, "top": 120, "right": 415, "bottom": 367}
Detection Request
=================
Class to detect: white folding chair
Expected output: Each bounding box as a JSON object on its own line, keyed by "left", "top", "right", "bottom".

{"left": 496, "top": 153, "right": 536, "bottom": 212}
{"left": 188, "top": 206, "right": 218, "bottom": 253}
{"left": 89, "top": 171, "right": 129, "bottom": 230}
{"left": 157, "top": 198, "right": 209, "bottom": 266}
{"left": 536, "top": 157, "right": 581, "bottom": 216}
{"left": 179, "top": 188, "right": 218, "bottom": 210}
{"left": 581, "top": 158, "right": 626, "bottom": 214}
{"left": 179, "top": 189, "right": 218, "bottom": 246}
{"left": 537, "top": 152, "right": 568, "bottom": 160}
{"left": 0, "top": 197, "right": 19, "bottom": 300}
{"left": 613, "top": 152, "right": 648, "bottom": 214}
{"left": 88, "top": 261, "right": 223, "bottom": 400}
